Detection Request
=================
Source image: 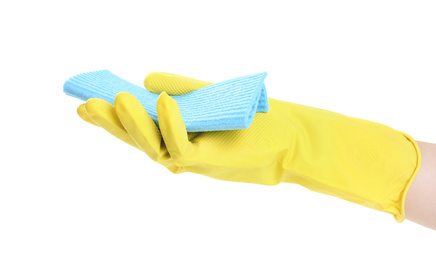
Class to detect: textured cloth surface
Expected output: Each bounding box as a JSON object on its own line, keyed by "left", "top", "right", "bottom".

{"left": 64, "top": 70, "right": 269, "bottom": 132}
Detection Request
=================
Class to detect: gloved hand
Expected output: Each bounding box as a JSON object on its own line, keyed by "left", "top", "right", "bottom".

{"left": 77, "top": 72, "right": 421, "bottom": 222}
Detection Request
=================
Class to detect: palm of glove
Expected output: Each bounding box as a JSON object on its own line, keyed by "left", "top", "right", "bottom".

{"left": 79, "top": 72, "right": 298, "bottom": 185}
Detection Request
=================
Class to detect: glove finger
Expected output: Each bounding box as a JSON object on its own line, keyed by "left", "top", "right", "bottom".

{"left": 77, "top": 103, "right": 99, "bottom": 126}
{"left": 156, "top": 92, "right": 194, "bottom": 166}
{"left": 144, "top": 72, "right": 213, "bottom": 95}
{"left": 114, "top": 92, "right": 172, "bottom": 164}
{"left": 84, "top": 98, "right": 140, "bottom": 150}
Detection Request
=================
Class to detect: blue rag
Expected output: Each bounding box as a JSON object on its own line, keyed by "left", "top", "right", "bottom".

{"left": 63, "top": 70, "right": 269, "bottom": 132}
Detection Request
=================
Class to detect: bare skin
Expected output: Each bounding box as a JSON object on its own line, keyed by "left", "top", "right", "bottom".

{"left": 405, "top": 141, "right": 436, "bottom": 230}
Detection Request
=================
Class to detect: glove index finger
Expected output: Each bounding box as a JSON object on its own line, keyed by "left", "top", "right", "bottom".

{"left": 156, "top": 92, "right": 193, "bottom": 166}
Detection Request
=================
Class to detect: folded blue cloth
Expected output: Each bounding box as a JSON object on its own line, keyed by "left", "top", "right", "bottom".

{"left": 63, "top": 70, "right": 269, "bottom": 132}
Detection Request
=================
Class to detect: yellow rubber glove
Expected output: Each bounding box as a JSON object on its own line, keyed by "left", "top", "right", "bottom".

{"left": 77, "top": 72, "right": 421, "bottom": 222}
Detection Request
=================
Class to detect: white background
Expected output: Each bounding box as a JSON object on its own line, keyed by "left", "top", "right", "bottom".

{"left": 1, "top": 0, "right": 435, "bottom": 259}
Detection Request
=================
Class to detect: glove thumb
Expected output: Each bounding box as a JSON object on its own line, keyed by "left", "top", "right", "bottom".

{"left": 144, "top": 72, "right": 213, "bottom": 95}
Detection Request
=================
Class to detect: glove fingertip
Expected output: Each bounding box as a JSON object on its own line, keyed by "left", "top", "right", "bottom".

{"left": 77, "top": 103, "right": 99, "bottom": 126}
{"left": 157, "top": 92, "right": 191, "bottom": 157}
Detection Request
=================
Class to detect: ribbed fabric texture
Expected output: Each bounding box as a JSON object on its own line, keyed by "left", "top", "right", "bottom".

{"left": 63, "top": 70, "right": 269, "bottom": 132}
